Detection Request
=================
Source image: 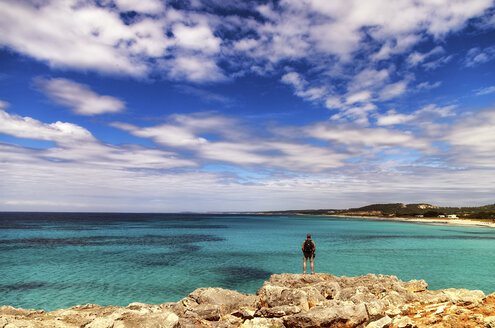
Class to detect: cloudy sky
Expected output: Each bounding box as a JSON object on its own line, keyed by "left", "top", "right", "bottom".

{"left": 1, "top": 0, "right": 495, "bottom": 212}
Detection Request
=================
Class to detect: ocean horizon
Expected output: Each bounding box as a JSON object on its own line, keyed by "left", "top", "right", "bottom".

{"left": 1, "top": 212, "right": 494, "bottom": 311}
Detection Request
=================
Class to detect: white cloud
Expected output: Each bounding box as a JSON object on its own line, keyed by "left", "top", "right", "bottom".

{"left": 0, "top": 109, "right": 195, "bottom": 170}
{"left": 325, "top": 96, "right": 343, "bottom": 109}
{"left": 166, "top": 56, "right": 227, "bottom": 83}
{"left": 281, "top": 72, "right": 304, "bottom": 89}
{"left": 2, "top": 107, "right": 495, "bottom": 211}
{"left": 446, "top": 109, "right": 495, "bottom": 162}
{"left": 407, "top": 46, "right": 445, "bottom": 66}
{"left": 0, "top": 109, "right": 95, "bottom": 144}
{"left": 239, "top": 0, "right": 491, "bottom": 123}
{"left": 306, "top": 121, "right": 430, "bottom": 150}
{"left": 0, "top": 0, "right": 493, "bottom": 101}
{"left": 464, "top": 46, "right": 495, "bottom": 67}
{"left": 375, "top": 104, "right": 457, "bottom": 126}
{"left": 331, "top": 103, "right": 377, "bottom": 126}
{"left": 375, "top": 110, "right": 413, "bottom": 126}
{"left": 0, "top": 100, "right": 10, "bottom": 109}
{"left": 0, "top": 1, "right": 172, "bottom": 76}
{"left": 422, "top": 55, "right": 454, "bottom": 70}
{"left": 281, "top": 72, "right": 327, "bottom": 101}
{"left": 34, "top": 78, "right": 126, "bottom": 115}
{"left": 379, "top": 81, "right": 407, "bottom": 100}
{"left": 112, "top": 122, "right": 208, "bottom": 148}
{"left": 114, "top": 0, "right": 164, "bottom": 14}
{"left": 417, "top": 81, "right": 442, "bottom": 91}
{"left": 173, "top": 23, "right": 221, "bottom": 55}
{"left": 3, "top": 139, "right": 494, "bottom": 212}
{"left": 347, "top": 69, "right": 390, "bottom": 93}
{"left": 475, "top": 85, "right": 495, "bottom": 96}
{"left": 112, "top": 112, "right": 349, "bottom": 172}
{"left": 346, "top": 90, "right": 372, "bottom": 104}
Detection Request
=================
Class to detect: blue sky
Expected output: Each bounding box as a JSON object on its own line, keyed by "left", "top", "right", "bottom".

{"left": 1, "top": 0, "right": 495, "bottom": 212}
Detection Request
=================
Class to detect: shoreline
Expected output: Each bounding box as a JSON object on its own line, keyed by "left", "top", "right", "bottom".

{"left": 337, "top": 214, "right": 495, "bottom": 228}
{"left": 1, "top": 273, "right": 494, "bottom": 328}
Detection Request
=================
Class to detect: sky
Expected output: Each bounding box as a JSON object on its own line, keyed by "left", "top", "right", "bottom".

{"left": 1, "top": 0, "right": 495, "bottom": 212}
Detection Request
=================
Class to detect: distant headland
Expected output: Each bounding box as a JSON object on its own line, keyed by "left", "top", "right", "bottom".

{"left": 259, "top": 203, "right": 495, "bottom": 228}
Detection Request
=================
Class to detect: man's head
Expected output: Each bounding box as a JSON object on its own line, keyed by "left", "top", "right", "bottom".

{"left": 307, "top": 233, "right": 311, "bottom": 239}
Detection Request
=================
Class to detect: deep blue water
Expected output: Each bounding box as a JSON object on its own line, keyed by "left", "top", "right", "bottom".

{"left": 0, "top": 212, "right": 494, "bottom": 311}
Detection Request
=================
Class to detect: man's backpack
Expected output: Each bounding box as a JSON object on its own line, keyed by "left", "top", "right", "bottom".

{"left": 303, "top": 240, "right": 314, "bottom": 253}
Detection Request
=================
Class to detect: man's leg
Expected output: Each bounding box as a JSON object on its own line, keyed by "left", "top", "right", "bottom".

{"left": 310, "top": 257, "right": 314, "bottom": 274}
{"left": 303, "top": 256, "right": 307, "bottom": 274}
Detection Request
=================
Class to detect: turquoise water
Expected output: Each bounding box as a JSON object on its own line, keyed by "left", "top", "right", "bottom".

{"left": 1, "top": 213, "right": 494, "bottom": 311}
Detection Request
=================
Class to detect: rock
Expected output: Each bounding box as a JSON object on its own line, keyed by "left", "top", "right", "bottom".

{"left": 1, "top": 273, "right": 494, "bottom": 328}
{"left": 86, "top": 316, "right": 116, "bottom": 328}
{"left": 188, "top": 287, "right": 258, "bottom": 310}
{"left": 434, "top": 304, "right": 446, "bottom": 314}
{"left": 382, "top": 290, "right": 406, "bottom": 307}
{"left": 365, "top": 315, "right": 392, "bottom": 328}
{"left": 257, "top": 284, "right": 310, "bottom": 311}
{"left": 113, "top": 311, "right": 180, "bottom": 328}
{"left": 315, "top": 281, "right": 341, "bottom": 300}
{"left": 256, "top": 305, "right": 302, "bottom": 318}
{"left": 349, "top": 286, "right": 377, "bottom": 304}
{"left": 267, "top": 273, "right": 335, "bottom": 289}
{"left": 209, "top": 314, "right": 242, "bottom": 328}
{"left": 440, "top": 288, "right": 485, "bottom": 304}
{"left": 384, "top": 306, "right": 401, "bottom": 317}
{"left": 301, "top": 286, "right": 326, "bottom": 307}
{"left": 188, "top": 303, "right": 221, "bottom": 321}
{"left": 485, "top": 316, "right": 495, "bottom": 328}
{"left": 240, "top": 317, "right": 284, "bottom": 328}
{"left": 181, "top": 287, "right": 258, "bottom": 321}
{"left": 365, "top": 300, "right": 387, "bottom": 321}
{"left": 393, "top": 315, "right": 414, "bottom": 328}
{"left": 284, "top": 303, "right": 368, "bottom": 328}
{"left": 403, "top": 280, "right": 428, "bottom": 293}
{"left": 231, "top": 307, "right": 256, "bottom": 319}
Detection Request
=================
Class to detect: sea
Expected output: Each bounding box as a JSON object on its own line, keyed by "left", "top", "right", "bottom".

{"left": 1, "top": 212, "right": 494, "bottom": 311}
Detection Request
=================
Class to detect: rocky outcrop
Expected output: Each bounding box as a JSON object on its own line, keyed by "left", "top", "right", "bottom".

{"left": 1, "top": 273, "right": 494, "bottom": 327}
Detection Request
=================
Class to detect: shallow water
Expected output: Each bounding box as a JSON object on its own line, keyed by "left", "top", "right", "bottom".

{"left": 0, "top": 212, "right": 494, "bottom": 311}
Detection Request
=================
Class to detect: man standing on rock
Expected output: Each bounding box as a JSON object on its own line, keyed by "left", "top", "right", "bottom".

{"left": 302, "top": 233, "right": 315, "bottom": 274}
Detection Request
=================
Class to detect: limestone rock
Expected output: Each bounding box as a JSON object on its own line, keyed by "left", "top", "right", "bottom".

{"left": 255, "top": 305, "right": 302, "bottom": 318}
{"left": 366, "top": 315, "right": 392, "bottom": 328}
{"left": 85, "top": 316, "right": 117, "bottom": 328}
{"left": 485, "top": 316, "right": 495, "bottom": 328}
{"left": 284, "top": 303, "right": 368, "bottom": 328}
{"left": 440, "top": 288, "right": 485, "bottom": 304}
{"left": 231, "top": 307, "right": 256, "bottom": 320}
{"left": 1, "top": 273, "right": 494, "bottom": 328}
{"left": 365, "top": 300, "right": 388, "bottom": 321}
{"left": 257, "top": 284, "right": 310, "bottom": 311}
{"left": 240, "top": 317, "right": 284, "bottom": 327}
{"left": 188, "top": 287, "right": 258, "bottom": 310}
{"left": 403, "top": 280, "right": 428, "bottom": 293}
{"left": 393, "top": 315, "right": 414, "bottom": 328}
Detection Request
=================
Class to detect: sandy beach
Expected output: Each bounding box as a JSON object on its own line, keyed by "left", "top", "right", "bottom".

{"left": 339, "top": 215, "right": 495, "bottom": 228}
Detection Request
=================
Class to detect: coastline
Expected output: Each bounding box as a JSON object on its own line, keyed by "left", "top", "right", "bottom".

{"left": 337, "top": 214, "right": 495, "bottom": 228}
{"left": 2, "top": 273, "right": 494, "bottom": 328}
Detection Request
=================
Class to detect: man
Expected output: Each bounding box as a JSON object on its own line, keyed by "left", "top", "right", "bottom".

{"left": 302, "top": 233, "right": 315, "bottom": 274}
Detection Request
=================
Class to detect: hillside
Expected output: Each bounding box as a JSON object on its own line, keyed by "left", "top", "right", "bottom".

{"left": 262, "top": 203, "right": 495, "bottom": 220}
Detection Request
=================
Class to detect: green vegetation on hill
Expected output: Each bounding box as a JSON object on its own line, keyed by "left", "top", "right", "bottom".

{"left": 262, "top": 203, "right": 495, "bottom": 220}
